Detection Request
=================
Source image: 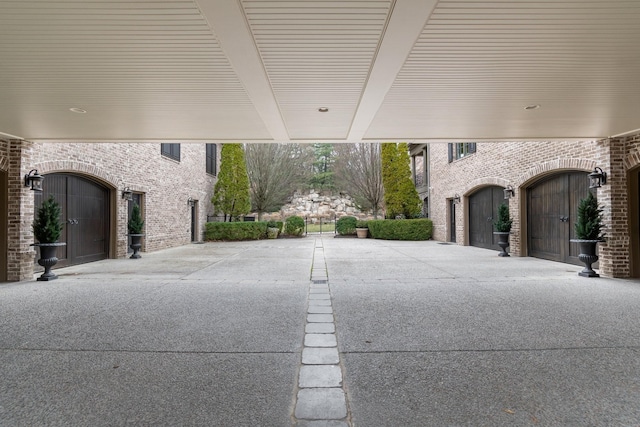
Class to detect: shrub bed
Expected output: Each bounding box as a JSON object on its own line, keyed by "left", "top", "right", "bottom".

{"left": 285, "top": 216, "right": 305, "bottom": 236}
{"left": 336, "top": 216, "right": 357, "bottom": 235}
{"left": 205, "top": 222, "right": 267, "bottom": 241}
{"left": 367, "top": 218, "right": 433, "bottom": 240}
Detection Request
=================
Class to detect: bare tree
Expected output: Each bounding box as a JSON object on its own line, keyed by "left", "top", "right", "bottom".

{"left": 333, "top": 143, "right": 384, "bottom": 218}
{"left": 244, "top": 143, "right": 313, "bottom": 220}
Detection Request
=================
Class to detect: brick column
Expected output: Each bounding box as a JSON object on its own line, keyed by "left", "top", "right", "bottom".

{"left": 7, "top": 139, "right": 36, "bottom": 281}
{"left": 596, "top": 137, "right": 630, "bottom": 278}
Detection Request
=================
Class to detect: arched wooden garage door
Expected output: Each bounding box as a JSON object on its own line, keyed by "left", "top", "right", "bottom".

{"left": 469, "top": 186, "right": 505, "bottom": 250}
{"left": 527, "top": 171, "right": 591, "bottom": 265}
{"left": 35, "top": 173, "right": 110, "bottom": 268}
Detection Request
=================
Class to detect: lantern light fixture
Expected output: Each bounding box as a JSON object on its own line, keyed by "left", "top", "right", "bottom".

{"left": 24, "top": 169, "right": 44, "bottom": 191}
{"left": 588, "top": 167, "right": 607, "bottom": 189}
{"left": 503, "top": 185, "right": 515, "bottom": 199}
{"left": 453, "top": 194, "right": 461, "bottom": 204}
{"left": 187, "top": 197, "right": 195, "bottom": 207}
{"left": 121, "top": 187, "right": 133, "bottom": 201}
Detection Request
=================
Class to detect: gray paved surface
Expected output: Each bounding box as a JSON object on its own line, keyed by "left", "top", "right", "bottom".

{"left": 1, "top": 237, "right": 639, "bottom": 426}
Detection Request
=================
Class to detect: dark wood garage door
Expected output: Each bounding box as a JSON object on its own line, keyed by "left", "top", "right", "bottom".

{"left": 469, "top": 186, "right": 505, "bottom": 250}
{"left": 527, "top": 172, "right": 591, "bottom": 265}
{"left": 35, "top": 174, "right": 110, "bottom": 268}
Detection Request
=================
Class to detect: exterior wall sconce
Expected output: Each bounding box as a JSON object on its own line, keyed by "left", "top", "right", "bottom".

{"left": 24, "top": 169, "right": 44, "bottom": 191}
{"left": 453, "top": 194, "right": 461, "bottom": 204}
{"left": 121, "top": 187, "right": 133, "bottom": 201}
{"left": 503, "top": 185, "right": 515, "bottom": 199}
{"left": 588, "top": 167, "right": 607, "bottom": 189}
{"left": 187, "top": 197, "right": 195, "bottom": 207}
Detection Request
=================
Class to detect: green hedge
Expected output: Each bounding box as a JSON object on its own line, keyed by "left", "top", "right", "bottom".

{"left": 285, "top": 216, "right": 305, "bottom": 236}
{"left": 205, "top": 222, "right": 267, "bottom": 241}
{"left": 367, "top": 218, "right": 433, "bottom": 240}
{"left": 336, "top": 216, "right": 357, "bottom": 235}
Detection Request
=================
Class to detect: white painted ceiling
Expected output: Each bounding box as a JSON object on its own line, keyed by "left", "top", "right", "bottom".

{"left": 0, "top": 0, "right": 639, "bottom": 143}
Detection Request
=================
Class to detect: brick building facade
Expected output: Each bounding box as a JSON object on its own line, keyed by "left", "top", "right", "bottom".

{"left": 411, "top": 133, "right": 640, "bottom": 278}
{"left": 1, "top": 139, "right": 218, "bottom": 282}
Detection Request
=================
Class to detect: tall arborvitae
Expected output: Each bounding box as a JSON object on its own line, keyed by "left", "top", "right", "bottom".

{"left": 212, "top": 143, "right": 251, "bottom": 221}
{"left": 381, "top": 142, "right": 422, "bottom": 219}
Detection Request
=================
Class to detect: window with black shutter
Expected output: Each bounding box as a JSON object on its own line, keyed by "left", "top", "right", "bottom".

{"left": 206, "top": 144, "right": 217, "bottom": 175}
{"left": 161, "top": 143, "right": 180, "bottom": 161}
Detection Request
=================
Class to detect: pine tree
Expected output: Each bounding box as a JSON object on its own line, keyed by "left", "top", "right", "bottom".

{"left": 212, "top": 144, "right": 251, "bottom": 221}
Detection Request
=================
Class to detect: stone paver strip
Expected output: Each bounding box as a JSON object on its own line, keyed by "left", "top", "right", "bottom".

{"left": 305, "top": 334, "right": 337, "bottom": 348}
{"left": 299, "top": 365, "right": 343, "bottom": 388}
{"left": 308, "top": 299, "right": 332, "bottom": 306}
{"left": 294, "top": 238, "right": 349, "bottom": 426}
{"left": 307, "top": 314, "right": 334, "bottom": 323}
{"left": 295, "top": 388, "right": 348, "bottom": 420}
{"left": 306, "top": 323, "right": 335, "bottom": 334}
{"left": 302, "top": 347, "right": 340, "bottom": 365}
{"left": 308, "top": 306, "right": 333, "bottom": 314}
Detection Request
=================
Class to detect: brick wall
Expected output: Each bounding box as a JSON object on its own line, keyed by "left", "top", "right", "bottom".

{"left": 4, "top": 140, "right": 218, "bottom": 281}
{"left": 427, "top": 140, "right": 599, "bottom": 252}
{"left": 422, "top": 136, "right": 640, "bottom": 278}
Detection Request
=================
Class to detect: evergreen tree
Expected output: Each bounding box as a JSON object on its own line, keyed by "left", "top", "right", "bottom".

{"left": 308, "top": 143, "right": 335, "bottom": 190}
{"left": 381, "top": 142, "right": 422, "bottom": 219}
{"left": 212, "top": 144, "right": 251, "bottom": 221}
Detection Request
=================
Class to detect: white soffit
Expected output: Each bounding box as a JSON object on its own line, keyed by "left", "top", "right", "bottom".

{"left": 0, "top": 0, "right": 639, "bottom": 143}
{"left": 365, "top": 0, "right": 640, "bottom": 141}
{"left": 0, "top": 0, "right": 271, "bottom": 141}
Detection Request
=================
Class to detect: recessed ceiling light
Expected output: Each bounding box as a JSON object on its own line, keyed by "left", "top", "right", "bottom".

{"left": 318, "top": 107, "right": 329, "bottom": 113}
{"left": 524, "top": 104, "right": 540, "bottom": 110}
{"left": 69, "top": 107, "right": 87, "bottom": 114}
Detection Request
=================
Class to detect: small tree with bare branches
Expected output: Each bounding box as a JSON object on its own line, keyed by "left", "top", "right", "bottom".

{"left": 333, "top": 143, "right": 384, "bottom": 218}
{"left": 245, "top": 143, "right": 313, "bottom": 220}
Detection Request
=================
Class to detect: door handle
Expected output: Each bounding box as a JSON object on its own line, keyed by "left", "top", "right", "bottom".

{"left": 487, "top": 216, "right": 493, "bottom": 222}
{"left": 560, "top": 216, "right": 569, "bottom": 222}
{"left": 67, "top": 218, "right": 79, "bottom": 225}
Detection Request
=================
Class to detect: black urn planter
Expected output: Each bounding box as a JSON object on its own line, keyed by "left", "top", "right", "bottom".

{"left": 128, "top": 234, "right": 144, "bottom": 259}
{"left": 493, "top": 232, "right": 510, "bottom": 257}
{"left": 570, "top": 239, "right": 600, "bottom": 277}
{"left": 33, "top": 242, "right": 66, "bottom": 281}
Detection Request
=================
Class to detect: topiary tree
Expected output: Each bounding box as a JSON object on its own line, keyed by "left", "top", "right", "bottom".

{"left": 381, "top": 142, "right": 422, "bottom": 219}
{"left": 212, "top": 143, "right": 251, "bottom": 221}
{"left": 574, "top": 191, "right": 605, "bottom": 240}
{"left": 493, "top": 203, "right": 512, "bottom": 232}
{"left": 33, "top": 195, "right": 63, "bottom": 243}
{"left": 128, "top": 203, "right": 145, "bottom": 234}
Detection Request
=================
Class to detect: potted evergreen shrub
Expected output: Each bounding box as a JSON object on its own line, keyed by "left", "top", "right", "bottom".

{"left": 356, "top": 220, "right": 369, "bottom": 239}
{"left": 570, "top": 192, "right": 605, "bottom": 277}
{"left": 32, "top": 195, "right": 66, "bottom": 281}
{"left": 128, "top": 203, "right": 145, "bottom": 259}
{"left": 493, "top": 202, "right": 512, "bottom": 257}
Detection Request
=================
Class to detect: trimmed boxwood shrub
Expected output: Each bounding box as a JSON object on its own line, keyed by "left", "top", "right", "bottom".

{"left": 285, "top": 216, "right": 305, "bottom": 236}
{"left": 205, "top": 222, "right": 267, "bottom": 241}
{"left": 336, "top": 216, "right": 357, "bottom": 235}
{"left": 367, "top": 218, "right": 433, "bottom": 240}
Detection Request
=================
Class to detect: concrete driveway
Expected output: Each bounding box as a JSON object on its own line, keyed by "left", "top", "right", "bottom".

{"left": 1, "top": 237, "right": 639, "bottom": 426}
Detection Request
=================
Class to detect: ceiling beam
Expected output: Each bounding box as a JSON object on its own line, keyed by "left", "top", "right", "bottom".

{"left": 196, "top": 0, "right": 290, "bottom": 141}
{"left": 347, "top": 0, "right": 438, "bottom": 142}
